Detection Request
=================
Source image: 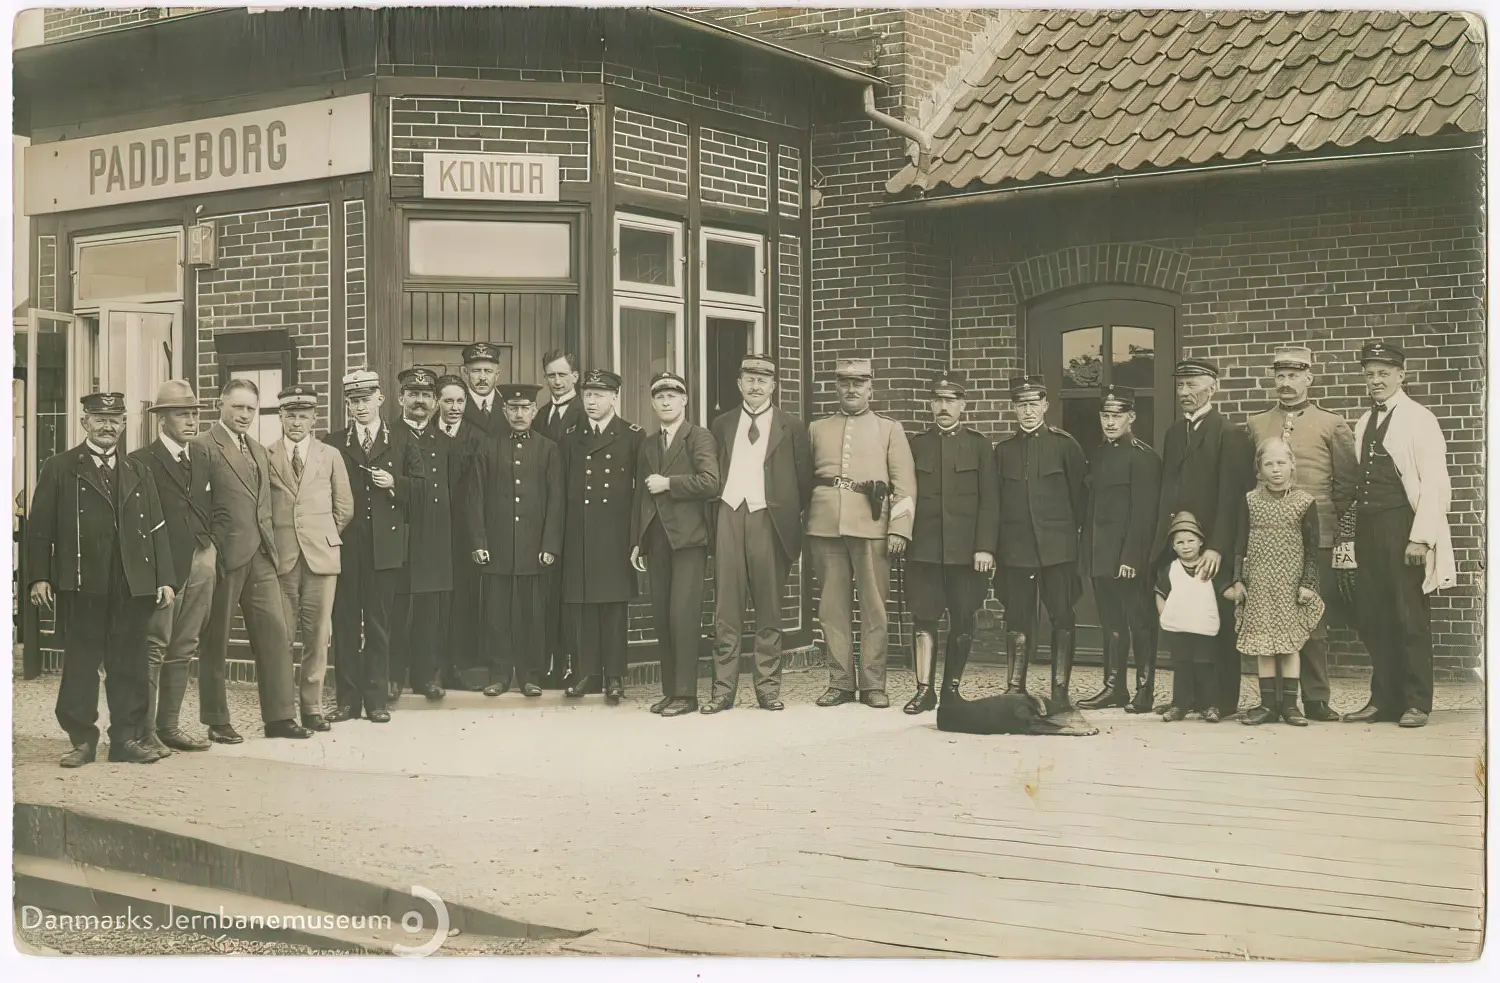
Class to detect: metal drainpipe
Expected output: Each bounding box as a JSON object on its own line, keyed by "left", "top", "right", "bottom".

{"left": 863, "top": 85, "right": 932, "bottom": 162}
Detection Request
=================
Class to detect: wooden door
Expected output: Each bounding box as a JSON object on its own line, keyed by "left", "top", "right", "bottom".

{"left": 403, "top": 290, "right": 575, "bottom": 385}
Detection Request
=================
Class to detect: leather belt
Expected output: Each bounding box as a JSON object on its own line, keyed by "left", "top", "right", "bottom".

{"left": 816, "top": 476, "right": 870, "bottom": 492}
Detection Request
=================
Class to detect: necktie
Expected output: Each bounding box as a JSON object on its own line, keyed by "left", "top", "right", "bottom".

{"left": 361, "top": 427, "right": 374, "bottom": 454}
{"left": 176, "top": 451, "right": 191, "bottom": 484}
{"left": 746, "top": 406, "right": 767, "bottom": 444}
{"left": 239, "top": 435, "right": 260, "bottom": 484}
{"left": 96, "top": 455, "right": 115, "bottom": 496}
{"left": 661, "top": 429, "right": 671, "bottom": 454}
{"left": 291, "top": 444, "right": 304, "bottom": 481}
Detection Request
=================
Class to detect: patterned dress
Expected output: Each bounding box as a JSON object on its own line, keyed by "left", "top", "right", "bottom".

{"left": 1235, "top": 486, "right": 1325, "bottom": 657}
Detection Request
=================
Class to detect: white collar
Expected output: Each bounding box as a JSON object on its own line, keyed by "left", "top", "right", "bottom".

{"left": 1374, "top": 389, "right": 1409, "bottom": 413}
{"left": 660, "top": 418, "right": 684, "bottom": 440}
{"left": 442, "top": 419, "right": 462, "bottom": 435}
{"left": 285, "top": 433, "right": 311, "bottom": 453}
{"left": 742, "top": 402, "right": 772, "bottom": 418}
{"left": 158, "top": 433, "right": 189, "bottom": 459}
{"left": 358, "top": 420, "right": 381, "bottom": 439}
{"left": 84, "top": 439, "right": 116, "bottom": 459}
{"left": 402, "top": 417, "right": 430, "bottom": 433}
{"left": 218, "top": 420, "right": 245, "bottom": 442}
{"left": 551, "top": 392, "right": 576, "bottom": 407}
{"left": 588, "top": 412, "right": 615, "bottom": 433}
{"left": 472, "top": 391, "right": 493, "bottom": 411}
{"left": 1186, "top": 403, "right": 1213, "bottom": 424}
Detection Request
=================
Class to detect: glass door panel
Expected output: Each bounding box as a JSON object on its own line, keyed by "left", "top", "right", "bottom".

{"left": 616, "top": 303, "right": 680, "bottom": 423}
{"left": 99, "top": 304, "right": 182, "bottom": 453}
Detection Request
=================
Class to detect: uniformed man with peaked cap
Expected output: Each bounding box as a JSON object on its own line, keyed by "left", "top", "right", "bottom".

{"left": 561, "top": 368, "right": 645, "bottom": 703}
{"left": 27, "top": 392, "right": 178, "bottom": 766}
{"left": 992, "top": 375, "right": 1088, "bottom": 707}
{"left": 901, "top": 369, "right": 998, "bottom": 714}
{"left": 462, "top": 342, "right": 504, "bottom": 435}
{"left": 1078, "top": 385, "right": 1162, "bottom": 712}
{"left": 466, "top": 382, "right": 564, "bottom": 696}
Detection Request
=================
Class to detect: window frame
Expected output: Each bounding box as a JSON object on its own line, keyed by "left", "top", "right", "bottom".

{"left": 71, "top": 226, "right": 185, "bottom": 309}
{"left": 399, "top": 207, "right": 583, "bottom": 293}
{"left": 613, "top": 211, "right": 685, "bottom": 302}
{"left": 698, "top": 225, "right": 765, "bottom": 309}
{"left": 697, "top": 304, "right": 766, "bottom": 424}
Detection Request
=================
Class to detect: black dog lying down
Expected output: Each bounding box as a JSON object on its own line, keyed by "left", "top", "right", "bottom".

{"left": 936, "top": 690, "right": 1099, "bottom": 737}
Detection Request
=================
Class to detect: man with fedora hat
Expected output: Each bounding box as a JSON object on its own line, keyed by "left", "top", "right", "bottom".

{"left": 706, "top": 353, "right": 813, "bottom": 712}
{"left": 131, "top": 380, "right": 216, "bottom": 755}
{"left": 1345, "top": 341, "right": 1455, "bottom": 729}
{"left": 28, "top": 392, "right": 178, "bottom": 766}
{"left": 807, "top": 356, "right": 916, "bottom": 709}
{"left": 465, "top": 382, "right": 564, "bottom": 697}
{"left": 268, "top": 383, "right": 354, "bottom": 731}
{"left": 901, "top": 369, "right": 997, "bottom": 714}
{"left": 462, "top": 342, "right": 504, "bottom": 435}
{"left": 1154, "top": 358, "right": 1255, "bottom": 717}
{"left": 561, "top": 368, "right": 645, "bottom": 703}
{"left": 1079, "top": 385, "right": 1162, "bottom": 713}
{"left": 1247, "top": 346, "right": 1359, "bottom": 722}
{"left": 630, "top": 370, "right": 721, "bottom": 717}
{"left": 992, "top": 375, "right": 1088, "bottom": 708}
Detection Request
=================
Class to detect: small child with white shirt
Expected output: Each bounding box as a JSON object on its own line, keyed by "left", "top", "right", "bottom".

{"left": 1155, "top": 512, "right": 1226, "bottom": 723}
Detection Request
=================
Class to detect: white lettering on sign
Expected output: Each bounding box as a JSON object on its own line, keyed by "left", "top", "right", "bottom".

{"left": 25, "top": 95, "right": 371, "bottom": 215}
{"left": 423, "top": 153, "right": 560, "bottom": 202}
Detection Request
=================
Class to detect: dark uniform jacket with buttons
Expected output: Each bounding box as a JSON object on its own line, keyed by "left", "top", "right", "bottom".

{"left": 193, "top": 423, "right": 278, "bottom": 572}
{"left": 130, "top": 438, "right": 213, "bottom": 591}
{"left": 26, "top": 442, "right": 176, "bottom": 597}
{"left": 630, "top": 421, "right": 721, "bottom": 551}
{"left": 387, "top": 420, "right": 458, "bottom": 593}
{"left": 908, "top": 425, "right": 999, "bottom": 565}
{"left": 464, "top": 426, "right": 563, "bottom": 575}
{"left": 561, "top": 415, "right": 644, "bottom": 604}
{"left": 992, "top": 425, "right": 1088, "bottom": 569}
{"left": 1083, "top": 434, "right": 1162, "bottom": 578}
{"left": 324, "top": 420, "right": 410, "bottom": 572}
{"left": 441, "top": 419, "right": 486, "bottom": 558}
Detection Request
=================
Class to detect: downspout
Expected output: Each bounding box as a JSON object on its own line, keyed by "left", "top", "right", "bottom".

{"left": 863, "top": 85, "right": 931, "bottom": 166}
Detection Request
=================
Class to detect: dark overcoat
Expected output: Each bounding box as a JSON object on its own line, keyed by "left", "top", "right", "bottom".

{"left": 1153, "top": 407, "right": 1255, "bottom": 564}
{"left": 465, "top": 427, "right": 564, "bottom": 575}
{"left": 386, "top": 420, "right": 458, "bottom": 593}
{"left": 993, "top": 426, "right": 1088, "bottom": 568}
{"left": 908, "top": 425, "right": 999, "bottom": 565}
{"left": 561, "top": 415, "right": 644, "bottom": 603}
{"left": 324, "top": 421, "right": 410, "bottom": 572}
{"left": 1082, "top": 435, "right": 1162, "bottom": 577}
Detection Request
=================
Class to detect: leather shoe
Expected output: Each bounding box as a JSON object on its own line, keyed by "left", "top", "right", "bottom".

{"left": 605, "top": 677, "right": 624, "bottom": 705}
{"left": 1303, "top": 700, "right": 1340, "bottom": 722}
{"left": 420, "top": 683, "right": 446, "bottom": 701}
{"left": 1342, "top": 703, "right": 1398, "bottom": 723}
{"left": 660, "top": 698, "right": 698, "bottom": 717}
{"left": 60, "top": 742, "right": 97, "bottom": 768}
{"left": 816, "top": 687, "right": 855, "bottom": 707}
{"left": 522, "top": 682, "right": 543, "bottom": 697}
{"left": 564, "top": 676, "right": 598, "bottom": 698}
{"left": 482, "top": 681, "right": 509, "bottom": 697}
{"left": 649, "top": 695, "right": 673, "bottom": 714}
{"left": 1240, "top": 705, "right": 1277, "bottom": 726}
{"left": 366, "top": 709, "right": 391, "bottom": 723}
{"left": 107, "top": 740, "right": 161, "bottom": 763}
{"left": 301, "top": 714, "right": 331, "bottom": 733}
{"left": 757, "top": 697, "right": 785, "bottom": 711}
{"left": 1160, "top": 706, "right": 1187, "bottom": 722}
{"left": 265, "top": 719, "right": 313, "bottom": 739}
{"left": 1398, "top": 708, "right": 1429, "bottom": 728}
{"left": 141, "top": 732, "right": 173, "bottom": 758}
{"left": 1202, "top": 706, "right": 1222, "bottom": 723}
{"left": 328, "top": 705, "right": 361, "bottom": 723}
{"left": 860, "top": 690, "right": 891, "bottom": 709}
{"left": 700, "top": 695, "right": 735, "bottom": 714}
{"left": 903, "top": 685, "right": 936, "bottom": 715}
{"left": 207, "top": 725, "right": 244, "bottom": 745}
{"left": 387, "top": 682, "right": 403, "bottom": 701}
{"left": 158, "top": 728, "right": 211, "bottom": 752}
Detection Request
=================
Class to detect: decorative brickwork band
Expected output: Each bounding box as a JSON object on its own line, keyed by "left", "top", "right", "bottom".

{"left": 1010, "top": 243, "right": 1192, "bottom": 304}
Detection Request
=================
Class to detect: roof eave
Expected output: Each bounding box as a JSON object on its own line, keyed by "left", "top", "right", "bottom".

{"left": 642, "top": 8, "right": 883, "bottom": 88}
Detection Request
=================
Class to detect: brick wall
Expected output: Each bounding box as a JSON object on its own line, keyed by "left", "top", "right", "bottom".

{"left": 612, "top": 108, "right": 690, "bottom": 199}
{"left": 42, "top": 7, "right": 160, "bottom": 42}
{"left": 389, "top": 98, "right": 592, "bottom": 184}
{"left": 196, "top": 204, "right": 333, "bottom": 428}
{"left": 35, "top": 236, "right": 57, "bottom": 312}
{"left": 343, "top": 199, "right": 367, "bottom": 377}
{"left": 699, "top": 127, "right": 769, "bottom": 212}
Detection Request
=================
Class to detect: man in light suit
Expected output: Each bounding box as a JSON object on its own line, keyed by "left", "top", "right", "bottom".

{"left": 706, "top": 354, "right": 813, "bottom": 712}
{"left": 268, "top": 384, "right": 354, "bottom": 732}
{"left": 194, "top": 378, "right": 311, "bottom": 741}
{"left": 630, "top": 371, "right": 721, "bottom": 717}
{"left": 807, "top": 357, "right": 917, "bottom": 709}
{"left": 1345, "top": 341, "right": 1456, "bottom": 729}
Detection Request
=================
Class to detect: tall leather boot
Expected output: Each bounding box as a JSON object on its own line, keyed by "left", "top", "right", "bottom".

{"left": 1051, "top": 628, "right": 1076, "bottom": 708}
{"left": 903, "top": 630, "right": 937, "bottom": 714}
{"left": 1004, "top": 632, "right": 1029, "bottom": 694}
{"left": 1125, "top": 622, "right": 1158, "bottom": 713}
{"left": 940, "top": 631, "right": 973, "bottom": 701}
{"left": 1079, "top": 630, "right": 1128, "bottom": 709}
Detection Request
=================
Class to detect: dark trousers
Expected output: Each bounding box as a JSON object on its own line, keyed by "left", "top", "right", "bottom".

{"left": 331, "top": 533, "right": 399, "bottom": 714}
{"left": 1002, "top": 563, "right": 1078, "bottom": 638}
{"left": 1214, "top": 597, "right": 1241, "bottom": 711}
{"left": 711, "top": 505, "right": 789, "bottom": 701}
{"left": 483, "top": 574, "right": 545, "bottom": 686}
{"left": 645, "top": 523, "right": 707, "bottom": 700}
{"left": 449, "top": 555, "right": 484, "bottom": 682}
{"left": 1298, "top": 548, "right": 1339, "bottom": 703}
{"left": 55, "top": 574, "right": 152, "bottom": 747}
{"left": 1094, "top": 574, "right": 1155, "bottom": 666}
{"left": 1355, "top": 505, "right": 1434, "bottom": 714}
{"left": 1165, "top": 630, "right": 1218, "bottom": 712}
{"left": 909, "top": 561, "right": 987, "bottom": 636}
{"left": 543, "top": 565, "right": 575, "bottom": 680}
{"left": 392, "top": 590, "right": 452, "bottom": 690}
{"left": 573, "top": 601, "right": 629, "bottom": 680}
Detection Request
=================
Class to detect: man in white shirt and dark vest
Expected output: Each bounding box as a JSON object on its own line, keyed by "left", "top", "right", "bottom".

{"left": 807, "top": 357, "right": 917, "bottom": 709}
{"left": 705, "top": 354, "right": 813, "bottom": 712}
{"left": 1344, "top": 341, "right": 1456, "bottom": 729}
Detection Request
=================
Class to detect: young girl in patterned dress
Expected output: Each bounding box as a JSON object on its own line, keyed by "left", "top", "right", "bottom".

{"left": 1224, "top": 438, "right": 1324, "bottom": 727}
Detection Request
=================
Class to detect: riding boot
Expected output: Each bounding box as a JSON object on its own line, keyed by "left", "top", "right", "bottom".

{"left": 1125, "top": 623, "right": 1157, "bottom": 713}
{"left": 940, "top": 631, "right": 973, "bottom": 701}
{"left": 1050, "top": 628, "right": 1076, "bottom": 708}
{"left": 1004, "top": 632, "right": 1029, "bottom": 694}
{"left": 904, "top": 631, "right": 937, "bottom": 714}
{"left": 1079, "top": 630, "right": 1128, "bottom": 709}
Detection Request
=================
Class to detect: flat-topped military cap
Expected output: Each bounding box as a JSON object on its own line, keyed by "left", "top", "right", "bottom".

{"left": 1174, "top": 358, "right": 1219, "bottom": 379}
{"left": 81, "top": 392, "right": 127, "bottom": 415}
{"left": 1271, "top": 346, "right": 1314, "bottom": 370}
{"left": 342, "top": 369, "right": 381, "bottom": 396}
{"left": 1009, "top": 374, "right": 1047, "bottom": 403}
{"left": 1359, "top": 340, "right": 1405, "bottom": 368}
{"left": 740, "top": 353, "right": 776, "bottom": 377}
{"left": 835, "top": 357, "right": 873, "bottom": 379}
{"left": 930, "top": 369, "right": 967, "bottom": 398}
{"left": 397, "top": 367, "right": 438, "bottom": 391}
{"left": 462, "top": 342, "right": 502, "bottom": 365}
{"left": 277, "top": 383, "right": 319, "bottom": 410}
{"left": 498, "top": 383, "right": 542, "bottom": 404}
{"left": 1099, "top": 384, "right": 1135, "bottom": 413}
{"left": 649, "top": 370, "right": 688, "bottom": 396}
{"left": 581, "top": 368, "right": 622, "bottom": 392}
{"left": 435, "top": 373, "right": 466, "bottom": 393}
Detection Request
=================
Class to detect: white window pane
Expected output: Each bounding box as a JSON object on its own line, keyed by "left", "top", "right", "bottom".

{"left": 705, "top": 237, "right": 757, "bottom": 297}
{"left": 618, "top": 225, "right": 677, "bottom": 290}
{"left": 77, "top": 236, "right": 180, "bottom": 304}
{"left": 618, "top": 306, "right": 677, "bottom": 423}
{"left": 408, "top": 220, "right": 572, "bottom": 279}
